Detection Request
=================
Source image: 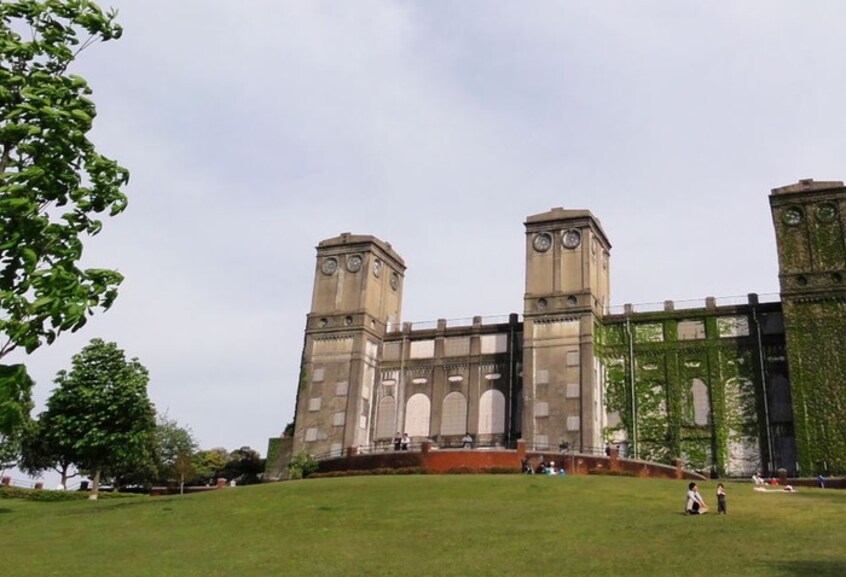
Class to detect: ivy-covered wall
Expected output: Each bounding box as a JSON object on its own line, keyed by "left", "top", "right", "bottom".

{"left": 782, "top": 299, "right": 846, "bottom": 474}
{"left": 598, "top": 307, "right": 773, "bottom": 476}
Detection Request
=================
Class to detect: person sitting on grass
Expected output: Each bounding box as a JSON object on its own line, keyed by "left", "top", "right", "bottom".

{"left": 685, "top": 482, "right": 709, "bottom": 515}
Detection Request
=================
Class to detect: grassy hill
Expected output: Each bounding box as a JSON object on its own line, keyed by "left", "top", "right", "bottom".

{"left": 2, "top": 475, "right": 844, "bottom": 577}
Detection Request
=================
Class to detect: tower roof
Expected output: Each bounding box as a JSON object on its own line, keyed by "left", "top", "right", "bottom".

{"left": 771, "top": 179, "right": 845, "bottom": 195}
{"left": 317, "top": 233, "right": 405, "bottom": 268}
{"left": 525, "top": 207, "right": 595, "bottom": 224}
{"left": 524, "top": 207, "right": 611, "bottom": 248}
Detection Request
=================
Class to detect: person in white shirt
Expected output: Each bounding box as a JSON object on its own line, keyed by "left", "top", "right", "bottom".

{"left": 685, "top": 482, "right": 708, "bottom": 514}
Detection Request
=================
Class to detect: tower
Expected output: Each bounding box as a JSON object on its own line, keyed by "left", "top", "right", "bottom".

{"left": 521, "top": 208, "right": 611, "bottom": 452}
{"left": 292, "top": 233, "right": 405, "bottom": 458}
{"left": 769, "top": 179, "right": 846, "bottom": 473}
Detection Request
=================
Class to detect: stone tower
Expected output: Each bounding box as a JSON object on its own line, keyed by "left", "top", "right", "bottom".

{"left": 769, "top": 179, "right": 846, "bottom": 473}
{"left": 521, "top": 209, "right": 612, "bottom": 452}
{"left": 291, "top": 233, "right": 405, "bottom": 458}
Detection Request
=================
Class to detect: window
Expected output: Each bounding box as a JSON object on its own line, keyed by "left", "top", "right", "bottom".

{"left": 332, "top": 412, "right": 345, "bottom": 426}
{"left": 480, "top": 334, "right": 508, "bottom": 354}
{"left": 440, "top": 392, "right": 468, "bottom": 436}
{"left": 409, "top": 340, "right": 435, "bottom": 359}
{"left": 405, "top": 394, "right": 431, "bottom": 437}
{"left": 308, "top": 398, "right": 321, "bottom": 412}
{"left": 534, "top": 402, "right": 549, "bottom": 417}
{"left": 375, "top": 397, "right": 396, "bottom": 439}
{"left": 478, "top": 390, "right": 506, "bottom": 434}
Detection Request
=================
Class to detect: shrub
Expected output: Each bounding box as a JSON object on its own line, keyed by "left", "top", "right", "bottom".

{"left": 287, "top": 452, "right": 319, "bottom": 480}
{"left": 588, "top": 469, "right": 636, "bottom": 477}
{"left": 0, "top": 487, "right": 145, "bottom": 502}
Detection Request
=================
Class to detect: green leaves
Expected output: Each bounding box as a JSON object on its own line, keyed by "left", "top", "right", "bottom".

{"left": 0, "top": 0, "right": 128, "bottom": 362}
{"left": 29, "top": 339, "right": 156, "bottom": 481}
{"left": 0, "top": 363, "right": 34, "bottom": 437}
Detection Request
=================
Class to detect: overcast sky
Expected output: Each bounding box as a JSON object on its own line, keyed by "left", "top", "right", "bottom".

{"left": 10, "top": 1, "right": 846, "bottom": 465}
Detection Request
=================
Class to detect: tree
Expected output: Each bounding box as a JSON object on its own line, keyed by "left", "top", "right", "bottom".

{"left": 194, "top": 447, "right": 228, "bottom": 485}
{"left": 0, "top": 1, "right": 129, "bottom": 440}
{"left": 153, "top": 413, "right": 198, "bottom": 493}
{"left": 222, "top": 446, "right": 264, "bottom": 485}
{"left": 19, "top": 416, "right": 78, "bottom": 486}
{"left": 33, "top": 338, "right": 155, "bottom": 498}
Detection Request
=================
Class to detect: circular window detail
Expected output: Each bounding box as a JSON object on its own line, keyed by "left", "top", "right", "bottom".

{"left": 321, "top": 257, "right": 338, "bottom": 275}
{"left": 537, "top": 298, "right": 548, "bottom": 311}
{"left": 533, "top": 232, "right": 553, "bottom": 252}
{"left": 346, "top": 254, "right": 363, "bottom": 273}
{"left": 566, "top": 295, "right": 578, "bottom": 307}
{"left": 344, "top": 316, "right": 353, "bottom": 326}
{"left": 796, "top": 275, "right": 808, "bottom": 286}
{"left": 562, "top": 229, "right": 581, "bottom": 249}
{"left": 318, "top": 318, "right": 328, "bottom": 328}
{"left": 390, "top": 272, "right": 400, "bottom": 290}
{"left": 817, "top": 202, "right": 838, "bottom": 223}
{"left": 783, "top": 206, "right": 804, "bottom": 226}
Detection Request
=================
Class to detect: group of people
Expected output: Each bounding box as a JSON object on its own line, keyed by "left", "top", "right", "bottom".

{"left": 392, "top": 433, "right": 475, "bottom": 450}
{"left": 392, "top": 433, "right": 411, "bottom": 451}
{"left": 521, "top": 459, "right": 567, "bottom": 476}
{"left": 685, "top": 482, "right": 727, "bottom": 515}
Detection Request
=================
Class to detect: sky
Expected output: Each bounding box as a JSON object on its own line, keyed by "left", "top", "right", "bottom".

{"left": 8, "top": 1, "right": 846, "bottom": 472}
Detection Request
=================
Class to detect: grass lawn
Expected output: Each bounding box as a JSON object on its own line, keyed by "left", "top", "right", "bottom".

{"left": 2, "top": 475, "right": 844, "bottom": 577}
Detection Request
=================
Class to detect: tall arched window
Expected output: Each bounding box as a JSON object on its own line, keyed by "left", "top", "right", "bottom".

{"left": 691, "top": 379, "right": 710, "bottom": 426}
{"left": 440, "top": 392, "right": 467, "bottom": 436}
{"left": 375, "top": 396, "right": 396, "bottom": 440}
{"left": 478, "top": 390, "right": 505, "bottom": 434}
{"left": 404, "top": 394, "right": 431, "bottom": 437}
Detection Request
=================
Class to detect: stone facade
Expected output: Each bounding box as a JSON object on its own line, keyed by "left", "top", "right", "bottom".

{"left": 279, "top": 180, "right": 846, "bottom": 477}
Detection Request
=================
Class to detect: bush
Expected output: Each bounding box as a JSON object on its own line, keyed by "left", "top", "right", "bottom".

{"left": 308, "top": 467, "right": 428, "bottom": 479}
{"left": 588, "top": 468, "right": 636, "bottom": 477}
{"left": 0, "top": 487, "right": 145, "bottom": 502}
{"left": 287, "top": 452, "right": 319, "bottom": 480}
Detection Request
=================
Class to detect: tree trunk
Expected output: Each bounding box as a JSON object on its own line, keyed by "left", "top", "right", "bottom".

{"left": 179, "top": 473, "right": 184, "bottom": 495}
{"left": 89, "top": 468, "right": 101, "bottom": 500}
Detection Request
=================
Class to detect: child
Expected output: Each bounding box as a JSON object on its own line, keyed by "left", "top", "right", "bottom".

{"left": 716, "top": 483, "right": 727, "bottom": 514}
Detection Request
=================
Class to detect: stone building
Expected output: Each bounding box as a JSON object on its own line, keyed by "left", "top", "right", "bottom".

{"left": 277, "top": 179, "right": 846, "bottom": 477}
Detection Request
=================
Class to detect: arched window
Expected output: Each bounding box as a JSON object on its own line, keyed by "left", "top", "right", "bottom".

{"left": 691, "top": 379, "right": 710, "bottom": 426}
{"left": 478, "top": 390, "right": 505, "bottom": 434}
{"left": 375, "top": 396, "right": 396, "bottom": 440}
{"left": 440, "top": 392, "right": 467, "bottom": 436}
{"left": 404, "top": 394, "right": 431, "bottom": 437}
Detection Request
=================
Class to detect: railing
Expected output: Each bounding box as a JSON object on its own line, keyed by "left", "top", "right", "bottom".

{"left": 309, "top": 439, "right": 615, "bottom": 462}
{"left": 388, "top": 314, "right": 522, "bottom": 333}
{"left": 604, "top": 292, "right": 782, "bottom": 316}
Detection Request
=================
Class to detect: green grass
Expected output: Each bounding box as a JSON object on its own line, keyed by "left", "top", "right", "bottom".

{"left": 2, "top": 476, "right": 844, "bottom": 577}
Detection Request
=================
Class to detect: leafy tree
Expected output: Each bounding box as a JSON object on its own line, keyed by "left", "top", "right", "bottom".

{"left": 33, "top": 338, "right": 155, "bottom": 498}
{"left": 222, "top": 446, "right": 264, "bottom": 485}
{"left": 194, "top": 447, "right": 228, "bottom": 485}
{"left": 0, "top": 1, "right": 129, "bottom": 440}
{"left": 153, "top": 412, "right": 198, "bottom": 492}
{"left": 172, "top": 451, "right": 195, "bottom": 495}
{"left": 0, "top": 363, "right": 32, "bottom": 436}
{"left": 0, "top": 427, "right": 26, "bottom": 476}
{"left": 19, "top": 416, "right": 79, "bottom": 486}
